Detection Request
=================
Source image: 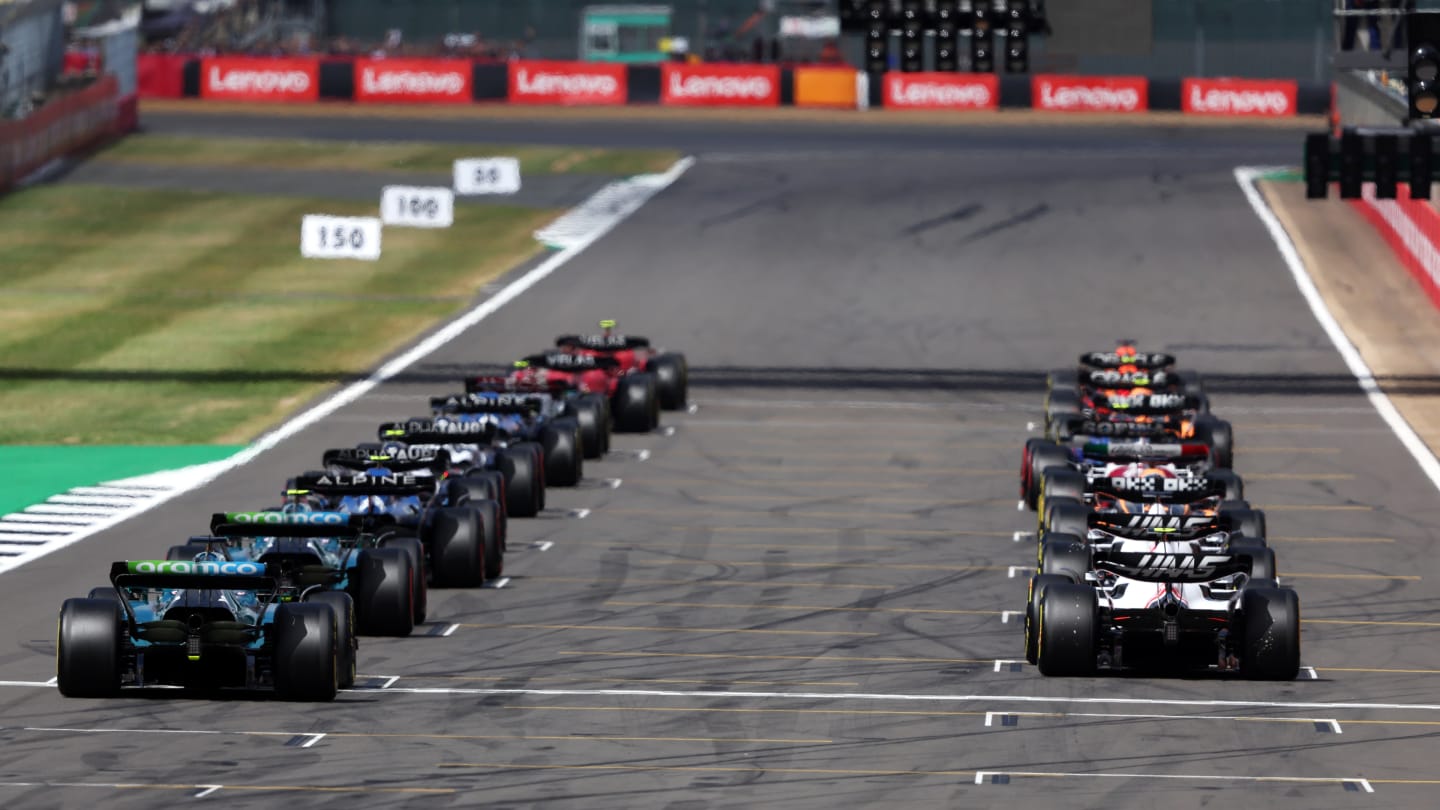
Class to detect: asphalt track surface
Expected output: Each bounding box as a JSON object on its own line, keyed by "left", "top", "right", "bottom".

{"left": 3, "top": 113, "right": 1438, "bottom": 807}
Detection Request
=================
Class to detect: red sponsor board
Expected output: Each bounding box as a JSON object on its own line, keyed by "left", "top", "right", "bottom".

{"left": 201, "top": 57, "right": 319, "bottom": 102}
{"left": 883, "top": 73, "right": 997, "bottom": 110}
{"left": 1032, "top": 75, "right": 1147, "bottom": 113}
{"left": 1, "top": 75, "right": 121, "bottom": 190}
{"left": 1182, "top": 78, "right": 1296, "bottom": 117}
{"left": 661, "top": 63, "right": 779, "bottom": 107}
{"left": 355, "top": 59, "right": 471, "bottom": 103}
{"left": 509, "top": 61, "right": 626, "bottom": 105}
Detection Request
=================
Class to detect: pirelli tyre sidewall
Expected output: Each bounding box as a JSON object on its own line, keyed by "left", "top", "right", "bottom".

{"left": 1026, "top": 574, "right": 1072, "bottom": 666}
{"left": 1238, "top": 586, "right": 1301, "bottom": 680}
{"left": 469, "top": 499, "right": 505, "bottom": 581}
{"left": 273, "top": 602, "right": 339, "bottom": 701}
{"left": 1042, "top": 497, "right": 1088, "bottom": 537}
{"left": 353, "top": 547, "right": 416, "bottom": 635}
{"left": 1037, "top": 582, "right": 1099, "bottom": 677}
{"left": 1026, "top": 441, "right": 1070, "bottom": 511}
{"left": 1193, "top": 415, "right": 1234, "bottom": 469}
{"left": 1039, "top": 537, "right": 1090, "bottom": 582}
{"left": 540, "top": 418, "right": 583, "bottom": 487}
{"left": 571, "top": 393, "right": 609, "bottom": 459}
{"left": 305, "top": 591, "right": 357, "bottom": 689}
{"left": 57, "top": 597, "right": 122, "bottom": 698}
{"left": 1044, "top": 389, "right": 1080, "bottom": 428}
{"left": 498, "top": 444, "right": 542, "bottom": 518}
{"left": 614, "top": 373, "right": 659, "bottom": 433}
{"left": 649, "top": 352, "right": 688, "bottom": 410}
{"left": 424, "top": 506, "right": 485, "bottom": 589}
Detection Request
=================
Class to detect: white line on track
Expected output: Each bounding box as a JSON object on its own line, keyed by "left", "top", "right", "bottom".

{"left": 1000, "top": 611, "right": 1021, "bottom": 624}
{"left": 605, "top": 478, "right": 623, "bottom": 489}
{"left": 11, "top": 679, "right": 1440, "bottom": 712}
{"left": 531, "top": 541, "right": 554, "bottom": 552}
{"left": 0, "top": 157, "right": 695, "bottom": 578}
{"left": 1015, "top": 500, "right": 1025, "bottom": 511}
{"left": 568, "top": 509, "right": 591, "bottom": 519}
{"left": 973, "top": 770, "right": 1368, "bottom": 790}
{"left": 1007, "top": 566, "right": 1032, "bottom": 579}
{"left": 301, "top": 733, "right": 326, "bottom": 748}
{"left": 1237, "top": 166, "right": 1440, "bottom": 494}
{"left": 194, "top": 785, "right": 222, "bottom": 798}
{"left": 1012, "top": 531, "right": 1029, "bottom": 543}
{"left": 993, "top": 660, "right": 1024, "bottom": 672}
{"left": 1302, "top": 666, "right": 1319, "bottom": 680}
{"left": 979, "top": 712, "right": 1342, "bottom": 733}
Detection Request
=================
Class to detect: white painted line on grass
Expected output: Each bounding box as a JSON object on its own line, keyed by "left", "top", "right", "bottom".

{"left": 1237, "top": 166, "right": 1440, "bottom": 495}
{"left": 0, "top": 156, "right": 695, "bottom": 578}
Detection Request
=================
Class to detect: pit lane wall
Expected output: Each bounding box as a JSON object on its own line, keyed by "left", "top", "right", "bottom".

{"left": 0, "top": 74, "right": 134, "bottom": 192}
{"left": 138, "top": 55, "right": 1328, "bottom": 117}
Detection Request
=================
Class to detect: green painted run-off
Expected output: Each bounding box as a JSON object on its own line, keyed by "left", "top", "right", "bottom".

{"left": 0, "top": 445, "right": 242, "bottom": 516}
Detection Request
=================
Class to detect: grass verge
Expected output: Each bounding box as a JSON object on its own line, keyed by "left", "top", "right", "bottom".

{"left": 0, "top": 183, "right": 558, "bottom": 444}
{"left": 97, "top": 133, "right": 680, "bottom": 176}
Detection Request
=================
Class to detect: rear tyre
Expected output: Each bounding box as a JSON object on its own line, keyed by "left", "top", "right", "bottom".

{"left": 498, "top": 444, "right": 542, "bottom": 518}
{"left": 572, "top": 394, "right": 609, "bottom": 459}
{"left": 1175, "top": 370, "right": 1205, "bottom": 397}
{"left": 1236, "top": 542, "right": 1277, "bottom": 581}
{"left": 1039, "top": 539, "right": 1090, "bottom": 582}
{"left": 56, "top": 598, "right": 121, "bottom": 698}
{"left": 1218, "top": 506, "right": 1267, "bottom": 541}
{"left": 426, "top": 507, "right": 485, "bottom": 588}
{"left": 540, "top": 418, "right": 583, "bottom": 487}
{"left": 471, "top": 500, "right": 505, "bottom": 581}
{"left": 1045, "top": 389, "right": 1081, "bottom": 427}
{"left": 1042, "top": 498, "right": 1089, "bottom": 537}
{"left": 273, "top": 602, "right": 338, "bottom": 701}
{"left": 1036, "top": 583, "right": 1099, "bottom": 677}
{"left": 379, "top": 535, "right": 427, "bottom": 625}
{"left": 1193, "top": 415, "right": 1235, "bottom": 469}
{"left": 1025, "top": 574, "right": 1071, "bottom": 665}
{"left": 1024, "top": 441, "right": 1070, "bottom": 511}
{"left": 1207, "top": 469, "right": 1244, "bottom": 501}
{"left": 1238, "top": 587, "right": 1301, "bottom": 680}
{"left": 1039, "top": 468, "right": 1086, "bottom": 514}
{"left": 352, "top": 548, "right": 414, "bottom": 636}
{"left": 614, "top": 373, "right": 659, "bottom": 433}
{"left": 306, "top": 591, "right": 356, "bottom": 689}
{"left": 649, "top": 353, "right": 688, "bottom": 410}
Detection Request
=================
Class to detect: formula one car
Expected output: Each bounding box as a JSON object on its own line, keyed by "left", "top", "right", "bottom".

{"left": 511, "top": 350, "right": 660, "bottom": 433}
{"left": 1021, "top": 436, "right": 1226, "bottom": 511}
{"left": 202, "top": 511, "right": 421, "bottom": 641}
{"left": 283, "top": 465, "right": 503, "bottom": 585}
{"left": 465, "top": 374, "right": 612, "bottom": 460}
{"left": 58, "top": 559, "right": 341, "bottom": 700}
{"left": 1035, "top": 465, "right": 1264, "bottom": 541}
{"left": 377, "top": 418, "right": 545, "bottom": 519}
{"left": 431, "top": 388, "right": 584, "bottom": 487}
{"left": 1022, "top": 521, "right": 1297, "bottom": 680}
{"left": 554, "top": 319, "right": 689, "bottom": 410}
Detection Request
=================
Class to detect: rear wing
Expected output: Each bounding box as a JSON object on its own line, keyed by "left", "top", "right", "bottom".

{"left": 555, "top": 334, "right": 650, "bottom": 350}
{"left": 1079, "top": 368, "right": 1177, "bottom": 389}
{"left": 322, "top": 446, "right": 451, "bottom": 472}
{"left": 1079, "top": 351, "right": 1176, "bottom": 370}
{"left": 430, "top": 393, "right": 545, "bottom": 415}
{"left": 1078, "top": 440, "right": 1211, "bottom": 463}
{"left": 1065, "top": 419, "right": 1177, "bottom": 439}
{"left": 1087, "top": 474, "right": 1225, "bottom": 501}
{"left": 207, "top": 511, "right": 389, "bottom": 539}
{"left": 519, "top": 351, "right": 620, "bottom": 371}
{"left": 465, "top": 375, "right": 569, "bottom": 395}
{"left": 109, "top": 559, "right": 277, "bottom": 592}
{"left": 379, "top": 419, "right": 497, "bottom": 445}
{"left": 1087, "top": 512, "right": 1223, "bottom": 538}
{"left": 287, "top": 473, "right": 433, "bottom": 497}
{"left": 1087, "top": 391, "right": 1200, "bottom": 415}
{"left": 1092, "top": 548, "right": 1253, "bottom": 583}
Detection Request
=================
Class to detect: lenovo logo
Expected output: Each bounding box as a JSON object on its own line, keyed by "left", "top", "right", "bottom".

{"left": 1036, "top": 78, "right": 1143, "bottom": 112}
{"left": 361, "top": 68, "right": 465, "bottom": 96}
{"left": 669, "top": 73, "right": 772, "bottom": 99}
{"left": 516, "top": 68, "right": 619, "bottom": 98}
{"left": 1182, "top": 79, "right": 1296, "bottom": 117}
{"left": 208, "top": 67, "right": 310, "bottom": 94}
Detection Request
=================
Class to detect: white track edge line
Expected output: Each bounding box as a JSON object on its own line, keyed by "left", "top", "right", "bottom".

{"left": 1235, "top": 166, "right": 1440, "bottom": 494}
{"left": 0, "top": 156, "right": 696, "bottom": 577}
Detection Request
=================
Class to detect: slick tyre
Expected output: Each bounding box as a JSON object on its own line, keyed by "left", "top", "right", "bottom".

{"left": 1234, "top": 541, "right": 1276, "bottom": 581}
{"left": 471, "top": 499, "right": 505, "bottom": 581}
{"left": 541, "top": 418, "right": 583, "bottom": 487}
{"left": 498, "top": 444, "right": 543, "bottom": 518}
{"left": 352, "top": 548, "right": 415, "bottom": 636}
{"left": 572, "top": 393, "right": 610, "bottom": 459}
{"left": 614, "top": 373, "right": 659, "bottom": 433}
{"left": 1036, "top": 583, "right": 1099, "bottom": 677}
{"left": 1193, "top": 415, "right": 1235, "bottom": 469}
{"left": 426, "top": 507, "right": 486, "bottom": 588}
{"left": 649, "top": 353, "right": 688, "bottom": 410}
{"left": 462, "top": 470, "right": 509, "bottom": 548}
{"left": 1039, "top": 468, "right": 1086, "bottom": 514}
{"left": 1042, "top": 498, "right": 1088, "bottom": 537}
{"left": 306, "top": 591, "right": 356, "bottom": 689}
{"left": 56, "top": 598, "right": 121, "bottom": 698}
{"left": 273, "top": 602, "right": 338, "bottom": 701}
{"left": 1025, "top": 574, "right": 1071, "bottom": 666}
{"left": 1045, "top": 389, "right": 1081, "bottom": 428}
{"left": 1175, "top": 370, "right": 1205, "bottom": 397}
{"left": 379, "top": 534, "right": 428, "bottom": 625}
{"left": 1218, "top": 506, "right": 1267, "bottom": 541}
{"left": 1208, "top": 469, "right": 1244, "bottom": 502}
{"left": 1238, "top": 587, "right": 1301, "bottom": 681}
{"left": 1039, "top": 539, "right": 1091, "bottom": 582}
{"left": 1023, "top": 440, "right": 1069, "bottom": 511}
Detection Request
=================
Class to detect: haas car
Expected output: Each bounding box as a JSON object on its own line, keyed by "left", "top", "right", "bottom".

{"left": 1022, "top": 435, "right": 1226, "bottom": 512}
{"left": 1023, "top": 518, "right": 1298, "bottom": 680}
{"left": 1036, "top": 464, "right": 1265, "bottom": 542}
{"left": 57, "top": 558, "right": 342, "bottom": 700}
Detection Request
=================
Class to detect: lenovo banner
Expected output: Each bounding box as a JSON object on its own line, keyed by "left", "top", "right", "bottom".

{"left": 884, "top": 73, "right": 997, "bottom": 110}
{"left": 1032, "top": 75, "right": 1147, "bottom": 113}
{"left": 201, "top": 57, "right": 319, "bottom": 102}
{"left": 509, "top": 61, "right": 626, "bottom": 105}
{"left": 355, "top": 59, "right": 471, "bottom": 103}
{"left": 661, "top": 63, "right": 779, "bottom": 107}
{"left": 1182, "top": 78, "right": 1297, "bottom": 117}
